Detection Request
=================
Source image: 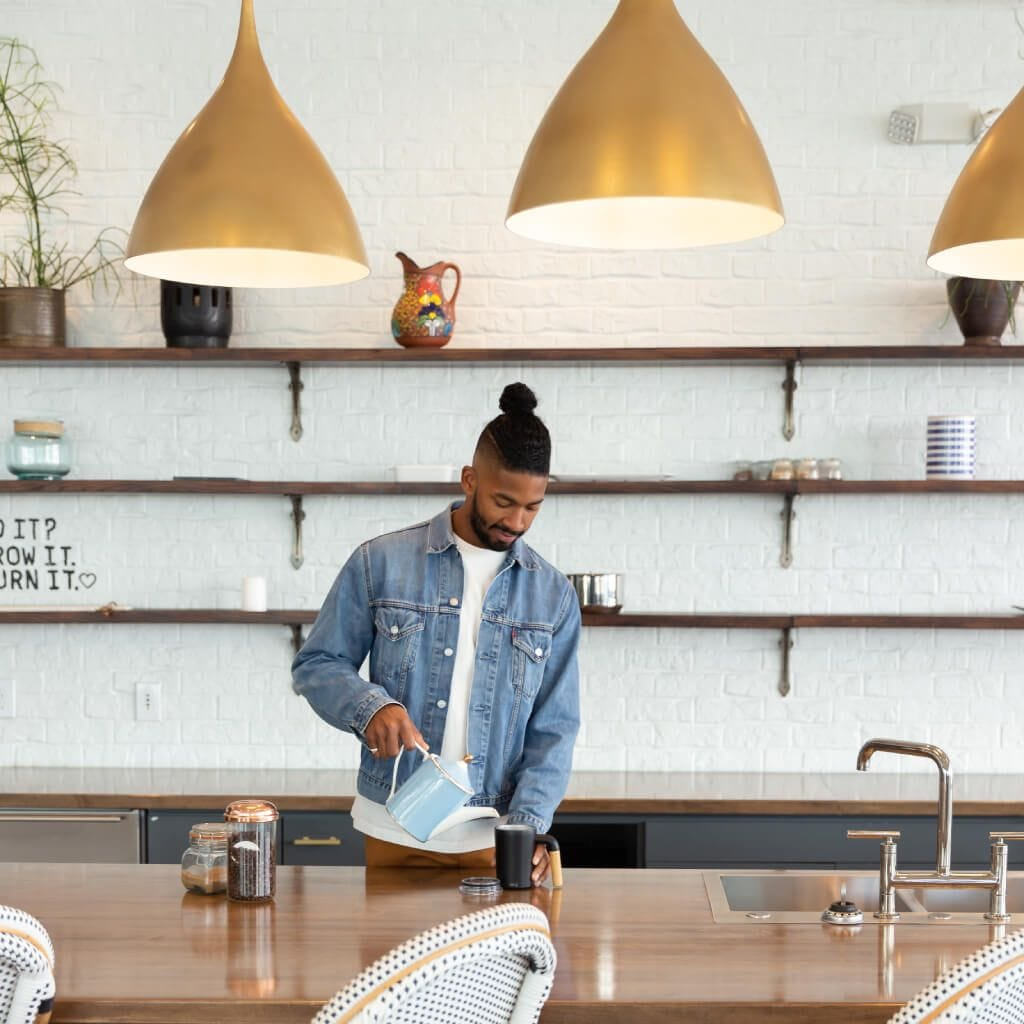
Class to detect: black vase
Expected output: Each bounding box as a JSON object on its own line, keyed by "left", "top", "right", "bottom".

{"left": 946, "top": 277, "right": 1020, "bottom": 347}
{"left": 160, "top": 280, "right": 233, "bottom": 348}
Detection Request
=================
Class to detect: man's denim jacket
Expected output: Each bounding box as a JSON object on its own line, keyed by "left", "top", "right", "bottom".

{"left": 292, "top": 503, "right": 581, "bottom": 833}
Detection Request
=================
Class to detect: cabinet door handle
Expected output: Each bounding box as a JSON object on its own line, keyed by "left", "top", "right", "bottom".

{"left": 0, "top": 813, "right": 130, "bottom": 824}
{"left": 291, "top": 835, "right": 341, "bottom": 847}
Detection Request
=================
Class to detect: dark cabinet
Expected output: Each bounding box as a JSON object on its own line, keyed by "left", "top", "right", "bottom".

{"left": 643, "top": 814, "right": 1024, "bottom": 870}
{"left": 281, "top": 811, "right": 363, "bottom": 866}
{"left": 146, "top": 809, "right": 362, "bottom": 866}
{"left": 551, "top": 813, "right": 644, "bottom": 868}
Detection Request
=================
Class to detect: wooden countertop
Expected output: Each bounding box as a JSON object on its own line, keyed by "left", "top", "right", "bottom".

{"left": 8, "top": 862, "right": 1010, "bottom": 1023}
{"left": 3, "top": 767, "right": 1024, "bottom": 815}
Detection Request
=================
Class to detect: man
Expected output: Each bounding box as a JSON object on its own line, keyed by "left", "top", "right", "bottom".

{"left": 292, "top": 383, "right": 581, "bottom": 884}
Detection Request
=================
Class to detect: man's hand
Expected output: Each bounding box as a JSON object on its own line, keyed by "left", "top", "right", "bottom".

{"left": 364, "top": 705, "right": 426, "bottom": 759}
{"left": 531, "top": 842, "right": 550, "bottom": 886}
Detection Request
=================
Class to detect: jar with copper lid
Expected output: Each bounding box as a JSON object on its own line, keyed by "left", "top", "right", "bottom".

{"left": 6, "top": 418, "right": 71, "bottom": 479}
{"left": 225, "top": 799, "right": 278, "bottom": 902}
{"left": 181, "top": 821, "right": 229, "bottom": 894}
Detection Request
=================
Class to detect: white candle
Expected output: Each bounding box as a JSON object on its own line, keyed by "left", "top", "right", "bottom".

{"left": 242, "top": 576, "right": 268, "bottom": 612}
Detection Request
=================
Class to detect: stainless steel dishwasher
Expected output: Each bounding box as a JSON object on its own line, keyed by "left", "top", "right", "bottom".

{"left": 0, "top": 809, "right": 142, "bottom": 862}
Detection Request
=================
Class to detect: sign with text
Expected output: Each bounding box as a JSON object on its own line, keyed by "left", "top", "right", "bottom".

{"left": 0, "top": 517, "right": 97, "bottom": 592}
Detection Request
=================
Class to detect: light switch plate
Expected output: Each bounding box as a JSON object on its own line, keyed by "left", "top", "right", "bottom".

{"left": 135, "top": 682, "right": 161, "bottom": 721}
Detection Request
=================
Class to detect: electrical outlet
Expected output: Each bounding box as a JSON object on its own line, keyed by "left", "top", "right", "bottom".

{"left": 135, "top": 682, "right": 161, "bottom": 721}
{"left": 0, "top": 679, "right": 14, "bottom": 718}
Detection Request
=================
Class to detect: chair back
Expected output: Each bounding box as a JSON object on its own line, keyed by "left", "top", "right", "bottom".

{"left": 313, "top": 903, "right": 556, "bottom": 1024}
{"left": 889, "top": 927, "right": 1024, "bottom": 1023}
{"left": 0, "top": 905, "right": 55, "bottom": 1024}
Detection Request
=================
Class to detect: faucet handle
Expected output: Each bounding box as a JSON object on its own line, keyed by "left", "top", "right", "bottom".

{"left": 989, "top": 832, "right": 1024, "bottom": 843}
{"left": 847, "top": 829, "right": 900, "bottom": 842}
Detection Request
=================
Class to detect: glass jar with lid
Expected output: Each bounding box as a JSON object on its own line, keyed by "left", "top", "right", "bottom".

{"left": 6, "top": 418, "right": 71, "bottom": 479}
{"left": 225, "top": 799, "right": 278, "bottom": 902}
{"left": 181, "top": 821, "right": 229, "bottom": 894}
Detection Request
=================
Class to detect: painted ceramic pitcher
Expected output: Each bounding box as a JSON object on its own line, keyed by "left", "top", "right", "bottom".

{"left": 385, "top": 743, "right": 473, "bottom": 842}
{"left": 390, "top": 252, "right": 461, "bottom": 348}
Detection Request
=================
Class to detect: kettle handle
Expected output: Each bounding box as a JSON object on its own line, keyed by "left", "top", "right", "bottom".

{"left": 440, "top": 262, "right": 461, "bottom": 306}
{"left": 389, "top": 742, "right": 431, "bottom": 799}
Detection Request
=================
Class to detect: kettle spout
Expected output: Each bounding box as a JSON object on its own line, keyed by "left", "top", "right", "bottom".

{"left": 395, "top": 251, "right": 420, "bottom": 275}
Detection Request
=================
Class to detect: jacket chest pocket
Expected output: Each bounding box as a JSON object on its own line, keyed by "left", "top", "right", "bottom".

{"left": 511, "top": 627, "right": 552, "bottom": 699}
{"left": 372, "top": 607, "right": 426, "bottom": 699}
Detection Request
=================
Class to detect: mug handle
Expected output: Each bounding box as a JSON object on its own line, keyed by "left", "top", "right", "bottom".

{"left": 388, "top": 742, "right": 431, "bottom": 799}
{"left": 534, "top": 833, "right": 563, "bottom": 889}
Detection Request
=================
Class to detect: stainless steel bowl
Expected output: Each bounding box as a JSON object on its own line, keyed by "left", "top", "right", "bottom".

{"left": 567, "top": 573, "right": 623, "bottom": 614}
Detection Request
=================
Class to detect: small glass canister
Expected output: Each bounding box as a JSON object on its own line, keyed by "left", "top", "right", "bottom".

{"left": 181, "top": 821, "right": 229, "bottom": 895}
{"left": 6, "top": 418, "right": 71, "bottom": 479}
{"left": 795, "top": 457, "right": 819, "bottom": 480}
{"left": 821, "top": 457, "right": 843, "bottom": 480}
{"left": 225, "top": 799, "right": 278, "bottom": 903}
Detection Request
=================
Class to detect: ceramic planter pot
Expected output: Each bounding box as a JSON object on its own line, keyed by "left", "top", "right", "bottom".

{"left": 946, "top": 277, "right": 1021, "bottom": 347}
{"left": 0, "top": 287, "right": 66, "bottom": 347}
{"left": 160, "top": 280, "right": 233, "bottom": 348}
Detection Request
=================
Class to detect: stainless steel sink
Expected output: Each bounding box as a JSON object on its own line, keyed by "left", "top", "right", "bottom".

{"left": 704, "top": 869, "right": 1024, "bottom": 925}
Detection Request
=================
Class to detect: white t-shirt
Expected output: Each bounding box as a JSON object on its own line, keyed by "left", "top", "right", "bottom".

{"left": 351, "top": 527, "right": 507, "bottom": 853}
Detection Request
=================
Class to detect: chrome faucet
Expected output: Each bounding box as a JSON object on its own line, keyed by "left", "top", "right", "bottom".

{"left": 856, "top": 738, "right": 953, "bottom": 875}
{"left": 849, "top": 738, "right": 1024, "bottom": 922}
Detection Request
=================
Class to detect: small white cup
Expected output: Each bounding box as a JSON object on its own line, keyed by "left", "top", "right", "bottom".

{"left": 242, "top": 576, "right": 268, "bottom": 612}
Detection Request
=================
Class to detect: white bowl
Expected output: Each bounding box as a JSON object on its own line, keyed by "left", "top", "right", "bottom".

{"left": 392, "top": 464, "right": 458, "bottom": 482}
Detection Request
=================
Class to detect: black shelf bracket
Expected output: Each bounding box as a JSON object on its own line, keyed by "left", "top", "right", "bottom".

{"left": 782, "top": 359, "right": 799, "bottom": 441}
{"left": 288, "top": 494, "right": 306, "bottom": 569}
{"left": 780, "top": 492, "right": 797, "bottom": 568}
{"left": 778, "top": 626, "right": 794, "bottom": 697}
{"left": 289, "top": 624, "right": 305, "bottom": 657}
{"left": 287, "top": 361, "right": 304, "bottom": 441}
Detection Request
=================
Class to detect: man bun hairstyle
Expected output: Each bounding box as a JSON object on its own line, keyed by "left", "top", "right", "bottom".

{"left": 477, "top": 382, "right": 551, "bottom": 475}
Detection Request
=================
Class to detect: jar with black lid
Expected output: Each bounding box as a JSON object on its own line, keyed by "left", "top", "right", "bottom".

{"left": 225, "top": 799, "right": 278, "bottom": 902}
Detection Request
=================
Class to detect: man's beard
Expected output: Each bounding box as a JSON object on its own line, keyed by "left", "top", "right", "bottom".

{"left": 468, "top": 493, "right": 522, "bottom": 551}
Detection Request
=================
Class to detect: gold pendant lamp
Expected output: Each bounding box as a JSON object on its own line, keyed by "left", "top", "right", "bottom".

{"left": 928, "top": 87, "right": 1024, "bottom": 279}
{"left": 505, "top": 0, "right": 784, "bottom": 249}
{"left": 125, "top": 0, "right": 368, "bottom": 288}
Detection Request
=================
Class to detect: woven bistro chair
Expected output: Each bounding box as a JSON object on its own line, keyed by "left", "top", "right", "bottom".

{"left": 0, "top": 905, "right": 55, "bottom": 1024}
{"left": 312, "top": 903, "right": 556, "bottom": 1024}
{"left": 889, "top": 927, "right": 1024, "bottom": 1023}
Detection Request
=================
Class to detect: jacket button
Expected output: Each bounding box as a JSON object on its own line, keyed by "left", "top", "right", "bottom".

{"left": 390, "top": 625, "right": 399, "bottom": 636}
{"left": 437, "top": 699, "right": 448, "bottom": 709}
{"left": 449, "top": 597, "right": 459, "bottom": 606}
{"left": 444, "top": 647, "right": 454, "bottom": 657}
{"left": 535, "top": 647, "right": 544, "bottom": 658}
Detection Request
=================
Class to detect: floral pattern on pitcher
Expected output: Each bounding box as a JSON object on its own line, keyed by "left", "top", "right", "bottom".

{"left": 391, "top": 252, "right": 461, "bottom": 348}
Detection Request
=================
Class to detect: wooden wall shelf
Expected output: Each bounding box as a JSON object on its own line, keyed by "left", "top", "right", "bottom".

{"left": 3, "top": 478, "right": 1024, "bottom": 495}
{"left": 5, "top": 478, "right": 1023, "bottom": 570}
{"left": 4, "top": 344, "right": 1024, "bottom": 366}
{"left": 4, "top": 608, "right": 1020, "bottom": 699}
{"left": 2, "top": 609, "right": 1018, "bottom": 628}
{"left": 7, "top": 344, "right": 1023, "bottom": 443}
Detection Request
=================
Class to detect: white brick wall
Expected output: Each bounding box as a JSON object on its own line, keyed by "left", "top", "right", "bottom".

{"left": 2, "top": 0, "right": 1023, "bottom": 773}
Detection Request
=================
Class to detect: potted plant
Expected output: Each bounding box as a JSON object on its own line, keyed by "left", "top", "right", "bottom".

{"left": 0, "top": 37, "right": 123, "bottom": 346}
{"left": 945, "top": 276, "right": 1021, "bottom": 347}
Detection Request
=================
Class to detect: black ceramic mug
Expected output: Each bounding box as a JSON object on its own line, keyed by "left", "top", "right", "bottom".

{"left": 495, "top": 823, "right": 563, "bottom": 890}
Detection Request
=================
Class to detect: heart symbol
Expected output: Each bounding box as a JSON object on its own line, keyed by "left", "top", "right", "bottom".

{"left": 78, "top": 572, "right": 97, "bottom": 589}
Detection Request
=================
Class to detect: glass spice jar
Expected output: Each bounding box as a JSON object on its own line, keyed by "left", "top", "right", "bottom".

{"left": 225, "top": 799, "right": 278, "bottom": 902}
{"left": 795, "top": 457, "right": 819, "bottom": 480}
{"left": 6, "top": 418, "right": 71, "bottom": 480}
{"left": 181, "top": 822, "right": 229, "bottom": 895}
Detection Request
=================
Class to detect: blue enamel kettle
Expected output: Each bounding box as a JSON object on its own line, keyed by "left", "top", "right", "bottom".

{"left": 385, "top": 744, "right": 474, "bottom": 843}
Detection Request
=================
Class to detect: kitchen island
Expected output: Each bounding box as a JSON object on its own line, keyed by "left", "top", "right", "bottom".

{"left": 5, "top": 862, "right": 1009, "bottom": 1023}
